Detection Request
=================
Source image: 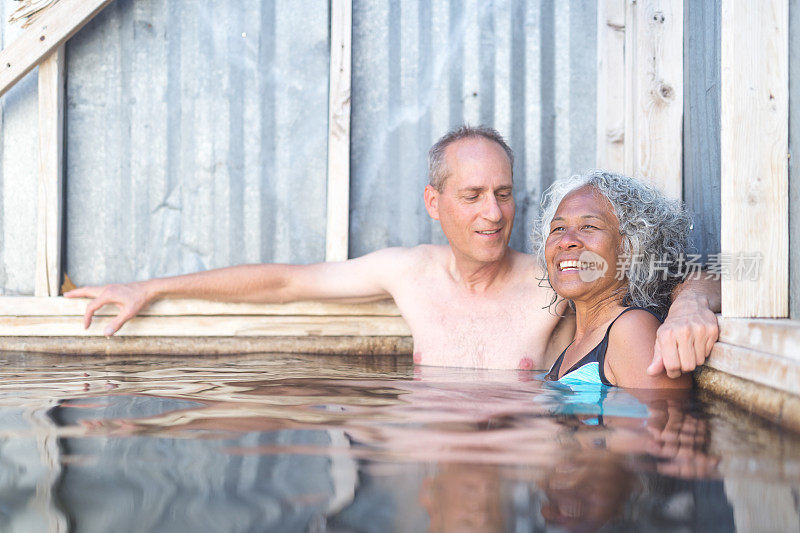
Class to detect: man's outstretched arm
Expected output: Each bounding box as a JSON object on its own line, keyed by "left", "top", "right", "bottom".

{"left": 648, "top": 276, "right": 721, "bottom": 379}
{"left": 65, "top": 248, "right": 407, "bottom": 336}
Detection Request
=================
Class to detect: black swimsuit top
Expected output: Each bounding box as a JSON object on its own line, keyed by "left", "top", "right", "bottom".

{"left": 544, "top": 307, "right": 662, "bottom": 386}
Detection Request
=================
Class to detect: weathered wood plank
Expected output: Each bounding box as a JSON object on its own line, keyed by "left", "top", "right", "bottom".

{"left": 596, "top": 0, "right": 626, "bottom": 171}
{"left": 0, "top": 315, "right": 412, "bottom": 337}
{"left": 623, "top": 0, "right": 683, "bottom": 198}
{"left": 705, "top": 341, "right": 800, "bottom": 397}
{"left": 683, "top": 0, "right": 721, "bottom": 260}
{"left": 717, "top": 316, "right": 800, "bottom": 361}
{"left": 325, "top": 0, "right": 352, "bottom": 262}
{"left": 0, "top": 336, "right": 413, "bottom": 356}
{"left": 720, "top": 0, "right": 788, "bottom": 317}
{"left": 697, "top": 366, "right": 800, "bottom": 434}
{"left": 0, "top": 0, "right": 112, "bottom": 98}
{"left": 0, "top": 297, "right": 402, "bottom": 317}
{"left": 35, "top": 45, "right": 64, "bottom": 297}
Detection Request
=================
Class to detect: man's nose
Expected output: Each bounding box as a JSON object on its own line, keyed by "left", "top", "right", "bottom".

{"left": 481, "top": 195, "right": 503, "bottom": 222}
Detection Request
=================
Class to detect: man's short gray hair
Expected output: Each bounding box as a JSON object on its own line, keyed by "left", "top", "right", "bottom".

{"left": 532, "top": 170, "right": 692, "bottom": 314}
{"left": 427, "top": 125, "right": 514, "bottom": 191}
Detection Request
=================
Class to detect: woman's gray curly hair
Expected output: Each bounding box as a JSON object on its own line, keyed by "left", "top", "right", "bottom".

{"left": 531, "top": 170, "right": 692, "bottom": 314}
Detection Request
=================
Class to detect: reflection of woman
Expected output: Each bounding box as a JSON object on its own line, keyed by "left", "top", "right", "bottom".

{"left": 533, "top": 170, "right": 692, "bottom": 389}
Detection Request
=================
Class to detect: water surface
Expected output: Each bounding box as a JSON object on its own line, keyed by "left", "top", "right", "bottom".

{"left": 0, "top": 352, "right": 797, "bottom": 532}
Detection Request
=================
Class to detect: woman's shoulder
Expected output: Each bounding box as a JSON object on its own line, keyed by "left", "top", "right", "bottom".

{"left": 612, "top": 308, "right": 662, "bottom": 335}
{"left": 605, "top": 308, "right": 691, "bottom": 389}
{"left": 606, "top": 308, "right": 660, "bottom": 356}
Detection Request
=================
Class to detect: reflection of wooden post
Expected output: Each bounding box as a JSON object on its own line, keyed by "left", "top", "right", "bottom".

{"left": 27, "top": 399, "right": 68, "bottom": 533}
{"left": 720, "top": 0, "right": 788, "bottom": 317}
{"left": 622, "top": 0, "right": 683, "bottom": 198}
{"left": 35, "top": 46, "right": 65, "bottom": 297}
{"left": 596, "top": 0, "right": 626, "bottom": 172}
{"left": 325, "top": 0, "right": 352, "bottom": 262}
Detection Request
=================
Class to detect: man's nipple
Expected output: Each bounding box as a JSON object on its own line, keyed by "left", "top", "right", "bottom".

{"left": 517, "top": 357, "right": 534, "bottom": 370}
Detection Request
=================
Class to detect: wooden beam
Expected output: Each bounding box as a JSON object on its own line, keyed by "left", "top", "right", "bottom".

{"left": 0, "top": 336, "right": 413, "bottom": 356}
{"left": 0, "top": 0, "right": 112, "bottom": 98}
{"left": 0, "top": 315, "right": 412, "bottom": 337}
{"left": 35, "top": 45, "right": 64, "bottom": 297}
{"left": 0, "top": 297, "right": 402, "bottom": 317}
{"left": 705, "top": 342, "right": 800, "bottom": 398}
{"left": 720, "top": 0, "right": 788, "bottom": 317}
{"left": 697, "top": 366, "right": 800, "bottom": 434}
{"left": 718, "top": 317, "right": 800, "bottom": 361}
{"left": 596, "top": 0, "right": 626, "bottom": 171}
{"left": 325, "top": 0, "right": 352, "bottom": 262}
{"left": 623, "top": 0, "right": 683, "bottom": 198}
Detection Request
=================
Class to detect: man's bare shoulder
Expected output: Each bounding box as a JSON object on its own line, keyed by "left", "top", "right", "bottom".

{"left": 387, "top": 244, "right": 450, "bottom": 271}
{"left": 506, "top": 249, "right": 547, "bottom": 282}
{"left": 359, "top": 245, "right": 448, "bottom": 276}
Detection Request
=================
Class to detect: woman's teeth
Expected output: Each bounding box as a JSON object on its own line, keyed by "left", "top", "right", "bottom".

{"left": 559, "top": 260, "right": 580, "bottom": 271}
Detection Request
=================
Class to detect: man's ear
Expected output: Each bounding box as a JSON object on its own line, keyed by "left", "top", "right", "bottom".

{"left": 424, "top": 185, "right": 440, "bottom": 220}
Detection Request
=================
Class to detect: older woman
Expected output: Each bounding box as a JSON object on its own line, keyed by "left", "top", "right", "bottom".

{"left": 533, "top": 170, "right": 692, "bottom": 389}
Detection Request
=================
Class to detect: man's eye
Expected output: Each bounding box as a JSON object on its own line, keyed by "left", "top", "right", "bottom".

{"left": 582, "top": 224, "right": 598, "bottom": 230}
{"left": 550, "top": 226, "right": 565, "bottom": 233}
{"left": 465, "top": 195, "right": 479, "bottom": 201}
{"left": 497, "top": 193, "right": 512, "bottom": 200}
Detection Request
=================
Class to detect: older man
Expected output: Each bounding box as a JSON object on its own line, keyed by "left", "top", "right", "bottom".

{"left": 67, "top": 126, "right": 718, "bottom": 375}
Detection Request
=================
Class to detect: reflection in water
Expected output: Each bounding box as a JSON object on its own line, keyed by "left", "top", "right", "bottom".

{"left": 0, "top": 352, "right": 796, "bottom": 531}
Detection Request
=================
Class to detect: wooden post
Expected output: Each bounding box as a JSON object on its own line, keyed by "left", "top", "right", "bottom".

{"left": 596, "top": 0, "right": 626, "bottom": 172}
{"left": 720, "top": 0, "right": 788, "bottom": 317}
{"left": 623, "top": 0, "right": 683, "bottom": 198}
{"left": 325, "top": 0, "right": 352, "bottom": 262}
{"left": 35, "top": 46, "right": 65, "bottom": 297}
{"left": 0, "top": 0, "right": 112, "bottom": 98}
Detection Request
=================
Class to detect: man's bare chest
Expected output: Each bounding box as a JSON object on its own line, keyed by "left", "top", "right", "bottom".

{"left": 394, "top": 282, "right": 555, "bottom": 369}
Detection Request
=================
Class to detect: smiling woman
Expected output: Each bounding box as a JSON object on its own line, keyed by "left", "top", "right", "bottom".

{"left": 532, "top": 170, "right": 693, "bottom": 389}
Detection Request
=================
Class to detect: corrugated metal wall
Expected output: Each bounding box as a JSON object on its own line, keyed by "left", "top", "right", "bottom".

{"left": 65, "top": 0, "right": 331, "bottom": 286}
{"left": 0, "top": 2, "right": 39, "bottom": 296}
{"left": 0, "top": 0, "right": 597, "bottom": 292}
{"left": 350, "top": 0, "right": 597, "bottom": 256}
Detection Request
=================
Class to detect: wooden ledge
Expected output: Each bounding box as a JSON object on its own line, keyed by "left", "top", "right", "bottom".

{"left": 0, "top": 336, "right": 413, "bottom": 356}
{"left": 697, "top": 367, "right": 800, "bottom": 434}
{"left": 0, "top": 297, "right": 411, "bottom": 343}
{"left": 704, "top": 341, "right": 800, "bottom": 398}
{"left": 699, "top": 315, "right": 800, "bottom": 432}
{"left": 718, "top": 316, "right": 800, "bottom": 361}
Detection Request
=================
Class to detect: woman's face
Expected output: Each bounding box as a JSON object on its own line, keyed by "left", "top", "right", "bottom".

{"left": 544, "top": 186, "right": 626, "bottom": 304}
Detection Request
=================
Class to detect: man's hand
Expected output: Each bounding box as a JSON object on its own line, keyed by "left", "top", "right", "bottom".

{"left": 647, "top": 293, "right": 719, "bottom": 378}
{"left": 65, "top": 282, "right": 152, "bottom": 337}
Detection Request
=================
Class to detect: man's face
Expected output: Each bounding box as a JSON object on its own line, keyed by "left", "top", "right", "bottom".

{"left": 425, "top": 137, "right": 515, "bottom": 265}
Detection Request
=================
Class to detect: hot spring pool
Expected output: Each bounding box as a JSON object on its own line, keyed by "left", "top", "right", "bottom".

{"left": 0, "top": 352, "right": 797, "bottom": 532}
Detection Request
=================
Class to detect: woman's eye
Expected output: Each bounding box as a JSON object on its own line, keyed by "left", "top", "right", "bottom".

{"left": 550, "top": 226, "right": 565, "bottom": 233}
{"left": 582, "top": 224, "right": 597, "bottom": 230}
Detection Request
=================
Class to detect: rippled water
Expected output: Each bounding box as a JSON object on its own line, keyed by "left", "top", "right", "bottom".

{"left": 0, "top": 352, "right": 798, "bottom": 532}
